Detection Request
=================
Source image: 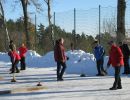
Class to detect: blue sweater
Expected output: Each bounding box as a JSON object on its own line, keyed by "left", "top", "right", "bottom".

{"left": 94, "top": 45, "right": 105, "bottom": 60}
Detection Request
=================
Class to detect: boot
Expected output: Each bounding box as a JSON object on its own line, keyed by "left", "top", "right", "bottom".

{"left": 109, "top": 82, "right": 117, "bottom": 90}
{"left": 117, "top": 81, "right": 122, "bottom": 89}
{"left": 109, "top": 87, "right": 117, "bottom": 90}
{"left": 117, "top": 86, "right": 122, "bottom": 89}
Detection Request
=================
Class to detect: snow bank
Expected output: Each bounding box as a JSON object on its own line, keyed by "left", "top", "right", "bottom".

{"left": 65, "top": 50, "right": 115, "bottom": 75}
{"left": 0, "top": 50, "right": 122, "bottom": 75}
{"left": 0, "top": 52, "right": 10, "bottom": 62}
{"left": 66, "top": 50, "right": 96, "bottom": 75}
{"left": 26, "top": 51, "right": 56, "bottom": 68}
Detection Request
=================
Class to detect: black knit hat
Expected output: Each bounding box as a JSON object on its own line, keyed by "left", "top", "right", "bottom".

{"left": 10, "top": 40, "right": 13, "bottom": 43}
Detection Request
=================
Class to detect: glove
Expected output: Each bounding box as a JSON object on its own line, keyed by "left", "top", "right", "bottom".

{"left": 67, "top": 56, "right": 69, "bottom": 60}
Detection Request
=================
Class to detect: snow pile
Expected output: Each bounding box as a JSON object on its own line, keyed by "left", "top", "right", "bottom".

{"left": 0, "top": 50, "right": 119, "bottom": 75}
{"left": 65, "top": 50, "right": 115, "bottom": 75}
{"left": 26, "top": 51, "right": 56, "bottom": 68}
{"left": 26, "top": 50, "right": 41, "bottom": 57}
{"left": 0, "top": 52, "right": 10, "bottom": 62}
{"left": 66, "top": 50, "right": 96, "bottom": 75}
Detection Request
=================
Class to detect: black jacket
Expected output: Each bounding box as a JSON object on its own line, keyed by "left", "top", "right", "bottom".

{"left": 120, "top": 44, "right": 130, "bottom": 58}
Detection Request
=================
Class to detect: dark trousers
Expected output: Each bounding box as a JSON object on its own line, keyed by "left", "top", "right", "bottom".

{"left": 123, "top": 57, "right": 130, "bottom": 74}
{"left": 96, "top": 59, "right": 105, "bottom": 74}
{"left": 9, "top": 56, "right": 14, "bottom": 69}
{"left": 12, "top": 60, "right": 19, "bottom": 73}
{"left": 20, "top": 57, "right": 26, "bottom": 70}
{"left": 113, "top": 67, "right": 122, "bottom": 88}
{"left": 57, "top": 61, "right": 66, "bottom": 79}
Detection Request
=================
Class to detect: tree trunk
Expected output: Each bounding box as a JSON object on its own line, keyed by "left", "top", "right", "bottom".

{"left": 47, "top": 0, "right": 51, "bottom": 26}
{"left": 45, "top": 0, "right": 54, "bottom": 48}
{"left": 48, "top": 0, "right": 54, "bottom": 47}
{"left": 0, "top": 1, "right": 10, "bottom": 51}
{"left": 20, "top": 0, "right": 31, "bottom": 49}
{"left": 117, "top": 0, "right": 126, "bottom": 42}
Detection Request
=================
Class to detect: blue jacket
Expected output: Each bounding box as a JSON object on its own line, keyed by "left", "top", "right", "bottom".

{"left": 94, "top": 45, "right": 105, "bottom": 60}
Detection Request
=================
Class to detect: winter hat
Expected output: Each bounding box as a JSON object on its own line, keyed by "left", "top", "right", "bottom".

{"left": 108, "top": 40, "right": 114, "bottom": 45}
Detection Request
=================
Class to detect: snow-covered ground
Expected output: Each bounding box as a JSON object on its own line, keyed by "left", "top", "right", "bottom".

{"left": 0, "top": 50, "right": 130, "bottom": 100}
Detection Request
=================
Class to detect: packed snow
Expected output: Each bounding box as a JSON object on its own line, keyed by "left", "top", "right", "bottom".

{"left": 0, "top": 50, "right": 117, "bottom": 75}
{"left": 0, "top": 50, "right": 130, "bottom": 100}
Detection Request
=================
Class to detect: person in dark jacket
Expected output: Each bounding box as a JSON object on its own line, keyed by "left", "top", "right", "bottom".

{"left": 107, "top": 41, "right": 124, "bottom": 90}
{"left": 8, "top": 40, "right": 15, "bottom": 71}
{"left": 54, "top": 38, "right": 67, "bottom": 81}
{"left": 70, "top": 42, "right": 74, "bottom": 52}
{"left": 18, "top": 43, "right": 28, "bottom": 70}
{"left": 119, "top": 41, "right": 130, "bottom": 74}
{"left": 93, "top": 40, "right": 105, "bottom": 76}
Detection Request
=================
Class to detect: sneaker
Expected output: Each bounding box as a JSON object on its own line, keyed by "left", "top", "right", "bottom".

{"left": 16, "top": 70, "right": 20, "bottom": 73}
{"left": 80, "top": 74, "right": 86, "bottom": 77}
{"left": 20, "top": 68, "right": 25, "bottom": 70}
{"left": 10, "top": 72, "right": 14, "bottom": 74}
{"left": 57, "top": 78, "right": 60, "bottom": 81}
{"left": 57, "top": 78, "right": 64, "bottom": 81}
{"left": 9, "top": 68, "right": 12, "bottom": 71}
{"left": 60, "top": 78, "right": 64, "bottom": 81}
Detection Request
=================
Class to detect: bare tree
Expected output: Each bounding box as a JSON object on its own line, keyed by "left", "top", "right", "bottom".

{"left": 44, "top": 0, "right": 51, "bottom": 26}
{"left": 117, "top": 0, "right": 126, "bottom": 42}
{"left": 20, "top": 0, "right": 31, "bottom": 48}
{"left": 20, "top": 0, "right": 30, "bottom": 48}
{"left": 0, "top": 0, "right": 10, "bottom": 50}
{"left": 102, "top": 17, "right": 117, "bottom": 37}
{"left": 20, "top": 0, "right": 42, "bottom": 49}
{"left": 44, "top": 0, "right": 54, "bottom": 47}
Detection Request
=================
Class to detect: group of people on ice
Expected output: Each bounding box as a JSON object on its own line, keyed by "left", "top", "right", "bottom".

{"left": 54, "top": 37, "right": 130, "bottom": 90}
{"left": 7, "top": 37, "right": 130, "bottom": 90}
{"left": 93, "top": 40, "right": 127, "bottom": 90}
{"left": 8, "top": 40, "right": 28, "bottom": 74}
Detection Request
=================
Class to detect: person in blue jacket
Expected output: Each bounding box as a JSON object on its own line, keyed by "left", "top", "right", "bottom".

{"left": 93, "top": 40, "right": 106, "bottom": 76}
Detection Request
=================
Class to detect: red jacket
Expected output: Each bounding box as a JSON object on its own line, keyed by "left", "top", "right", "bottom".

{"left": 18, "top": 46, "right": 28, "bottom": 57}
{"left": 12, "top": 51, "right": 21, "bottom": 60}
{"left": 54, "top": 43, "right": 66, "bottom": 62}
{"left": 108, "top": 44, "right": 124, "bottom": 67}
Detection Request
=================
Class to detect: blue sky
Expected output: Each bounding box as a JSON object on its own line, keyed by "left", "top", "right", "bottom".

{"left": 52, "top": 0, "right": 117, "bottom": 12}
{"left": 3, "top": 0, "right": 130, "bottom": 36}
{"left": 4, "top": 0, "right": 117, "bottom": 21}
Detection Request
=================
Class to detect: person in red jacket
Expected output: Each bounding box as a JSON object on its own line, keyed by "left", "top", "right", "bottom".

{"left": 54, "top": 38, "right": 67, "bottom": 81}
{"left": 107, "top": 41, "right": 124, "bottom": 90}
{"left": 10, "top": 46, "right": 21, "bottom": 74}
{"left": 18, "top": 43, "right": 28, "bottom": 70}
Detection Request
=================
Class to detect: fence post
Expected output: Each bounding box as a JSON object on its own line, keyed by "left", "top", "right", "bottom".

{"left": 52, "top": 12, "right": 55, "bottom": 46}
{"left": 35, "top": 14, "right": 37, "bottom": 50}
{"left": 54, "top": 12, "right": 55, "bottom": 26}
{"left": 99, "top": 5, "right": 101, "bottom": 44}
{"left": 74, "top": 8, "right": 77, "bottom": 49}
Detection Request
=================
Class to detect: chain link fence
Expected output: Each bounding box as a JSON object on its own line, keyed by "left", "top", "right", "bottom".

{"left": 51, "top": 5, "right": 130, "bottom": 39}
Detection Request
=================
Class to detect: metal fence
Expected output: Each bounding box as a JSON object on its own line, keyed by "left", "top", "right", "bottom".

{"left": 51, "top": 5, "right": 130, "bottom": 39}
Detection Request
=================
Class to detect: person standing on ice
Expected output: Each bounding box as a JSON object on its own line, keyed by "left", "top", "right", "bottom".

{"left": 10, "top": 45, "right": 21, "bottom": 74}
{"left": 107, "top": 41, "right": 124, "bottom": 90}
{"left": 8, "top": 40, "right": 15, "bottom": 71}
{"left": 54, "top": 38, "right": 67, "bottom": 81}
{"left": 119, "top": 41, "right": 130, "bottom": 74}
{"left": 93, "top": 40, "right": 106, "bottom": 76}
{"left": 18, "top": 43, "right": 28, "bottom": 70}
